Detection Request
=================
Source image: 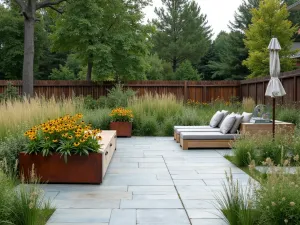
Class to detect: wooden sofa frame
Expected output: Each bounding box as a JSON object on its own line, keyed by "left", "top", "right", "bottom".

{"left": 179, "top": 137, "right": 233, "bottom": 150}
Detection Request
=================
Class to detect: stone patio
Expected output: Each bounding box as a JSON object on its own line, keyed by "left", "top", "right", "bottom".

{"left": 42, "top": 137, "right": 252, "bottom": 225}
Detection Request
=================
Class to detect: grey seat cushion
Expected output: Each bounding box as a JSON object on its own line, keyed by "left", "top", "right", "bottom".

{"left": 176, "top": 128, "right": 220, "bottom": 134}
{"left": 180, "top": 131, "right": 239, "bottom": 140}
{"left": 174, "top": 126, "right": 211, "bottom": 132}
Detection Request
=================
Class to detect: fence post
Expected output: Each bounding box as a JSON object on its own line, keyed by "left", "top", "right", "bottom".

{"left": 294, "top": 76, "right": 297, "bottom": 102}
{"left": 184, "top": 81, "right": 188, "bottom": 103}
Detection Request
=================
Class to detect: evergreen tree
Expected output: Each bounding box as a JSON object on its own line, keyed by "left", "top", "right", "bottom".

{"left": 152, "top": 0, "right": 212, "bottom": 73}
{"left": 206, "top": 31, "right": 249, "bottom": 80}
{"left": 243, "top": 0, "right": 297, "bottom": 78}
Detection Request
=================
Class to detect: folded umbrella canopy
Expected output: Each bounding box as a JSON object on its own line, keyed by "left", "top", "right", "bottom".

{"left": 265, "top": 38, "right": 286, "bottom": 138}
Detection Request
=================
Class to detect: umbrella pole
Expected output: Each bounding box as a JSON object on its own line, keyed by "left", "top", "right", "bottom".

{"left": 273, "top": 98, "right": 275, "bottom": 139}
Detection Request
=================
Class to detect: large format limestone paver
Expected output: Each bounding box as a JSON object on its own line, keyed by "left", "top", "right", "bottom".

{"left": 45, "top": 137, "right": 251, "bottom": 224}
{"left": 109, "top": 209, "right": 136, "bottom": 225}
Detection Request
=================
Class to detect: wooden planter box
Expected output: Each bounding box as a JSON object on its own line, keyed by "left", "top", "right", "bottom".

{"left": 19, "top": 130, "right": 116, "bottom": 184}
{"left": 110, "top": 122, "right": 132, "bottom": 137}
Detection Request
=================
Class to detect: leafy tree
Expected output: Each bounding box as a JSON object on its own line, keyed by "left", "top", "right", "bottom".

{"left": 0, "top": 4, "right": 53, "bottom": 80}
{"left": 145, "top": 54, "right": 164, "bottom": 80}
{"left": 49, "top": 65, "right": 76, "bottom": 80}
{"left": 175, "top": 60, "right": 201, "bottom": 80}
{"left": 206, "top": 31, "right": 249, "bottom": 80}
{"left": 52, "top": 0, "right": 151, "bottom": 82}
{"left": 152, "top": 0, "right": 212, "bottom": 73}
{"left": 0, "top": 5, "right": 24, "bottom": 79}
{"left": 243, "top": 0, "right": 297, "bottom": 78}
{"left": 197, "top": 44, "right": 217, "bottom": 80}
{"left": 13, "top": 0, "right": 66, "bottom": 96}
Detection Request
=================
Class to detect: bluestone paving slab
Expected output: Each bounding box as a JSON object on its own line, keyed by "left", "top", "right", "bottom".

{"left": 133, "top": 195, "right": 179, "bottom": 200}
{"left": 106, "top": 168, "right": 169, "bottom": 174}
{"left": 43, "top": 137, "right": 249, "bottom": 224}
{"left": 39, "top": 185, "right": 128, "bottom": 192}
{"left": 191, "top": 219, "right": 227, "bottom": 225}
{"left": 47, "top": 209, "right": 111, "bottom": 223}
{"left": 187, "top": 209, "right": 223, "bottom": 219}
{"left": 108, "top": 162, "right": 138, "bottom": 168}
{"left": 173, "top": 179, "right": 206, "bottom": 186}
{"left": 47, "top": 223, "right": 108, "bottom": 225}
{"left": 54, "top": 191, "right": 132, "bottom": 200}
{"left": 109, "top": 209, "right": 136, "bottom": 225}
{"left": 139, "top": 162, "right": 167, "bottom": 168}
{"left": 120, "top": 157, "right": 164, "bottom": 163}
{"left": 169, "top": 170, "right": 198, "bottom": 175}
{"left": 52, "top": 199, "right": 120, "bottom": 209}
{"left": 121, "top": 199, "right": 183, "bottom": 208}
{"left": 182, "top": 200, "right": 217, "bottom": 209}
{"left": 137, "top": 209, "right": 190, "bottom": 224}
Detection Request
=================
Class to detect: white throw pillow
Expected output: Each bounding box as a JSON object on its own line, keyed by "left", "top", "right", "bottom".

{"left": 218, "top": 110, "right": 230, "bottom": 128}
{"left": 230, "top": 114, "right": 244, "bottom": 134}
{"left": 220, "top": 114, "right": 236, "bottom": 134}
{"left": 242, "top": 112, "right": 253, "bottom": 123}
{"left": 209, "top": 111, "right": 224, "bottom": 128}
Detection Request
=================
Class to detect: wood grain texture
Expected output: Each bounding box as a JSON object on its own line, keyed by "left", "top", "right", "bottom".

{"left": 240, "top": 122, "right": 295, "bottom": 135}
{"left": 180, "top": 138, "right": 232, "bottom": 150}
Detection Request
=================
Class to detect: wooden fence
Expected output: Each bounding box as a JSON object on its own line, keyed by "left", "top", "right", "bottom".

{"left": 0, "top": 80, "right": 240, "bottom": 103}
{"left": 240, "top": 69, "right": 300, "bottom": 105}
{"left": 1, "top": 69, "right": 300, "bottom": 104}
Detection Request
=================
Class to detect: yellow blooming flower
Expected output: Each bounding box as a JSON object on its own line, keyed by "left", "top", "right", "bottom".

{"left": 74, "top": 142, "right": 80, "bottom": 147}
{"left": 52, "top": 139, "right": 58, "bottom": 143}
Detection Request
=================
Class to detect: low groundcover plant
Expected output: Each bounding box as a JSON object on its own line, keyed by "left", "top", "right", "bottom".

{"left": 24, "top": 113, "right": 102, "bottom": 160}
{"left": 109, "top": 107, "right": 134, "bottom": 122}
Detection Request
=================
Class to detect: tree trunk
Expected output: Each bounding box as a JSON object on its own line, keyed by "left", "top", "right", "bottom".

{"left": 22, "top": 18, "right": 35, "bottom": 96}
{"left": 86, "top": 60, "right": 93, "bottom": 81}
{"left": 172, "top": 58, "right": 177, "bottom": 73}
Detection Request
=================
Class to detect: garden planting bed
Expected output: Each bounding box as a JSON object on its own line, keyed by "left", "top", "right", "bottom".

{"left": 19, "top": 130, "right": 116, "bottom": 184}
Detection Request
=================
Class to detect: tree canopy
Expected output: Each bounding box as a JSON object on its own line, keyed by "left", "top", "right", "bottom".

{"left": 152, "top": 0, "right": 212, "bottom": 73}
{"left": 243, "top": 0, "right": 297, "bottom": 78}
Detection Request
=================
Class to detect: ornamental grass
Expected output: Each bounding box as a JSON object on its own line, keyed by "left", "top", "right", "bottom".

{"left": 0, "top": 96, "right": 79, "bottom": 140}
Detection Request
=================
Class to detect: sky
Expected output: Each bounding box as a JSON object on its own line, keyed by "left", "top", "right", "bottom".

{"left": 143, "top": 0, "right": 242, "bottom": 39}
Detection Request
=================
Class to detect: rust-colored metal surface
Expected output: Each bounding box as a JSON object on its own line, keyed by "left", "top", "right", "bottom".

{"left": 19, "top": 152, "right": 103, "bottom": 184}
{"left": 110, "top": 122, "right": 132, "bottom": 137}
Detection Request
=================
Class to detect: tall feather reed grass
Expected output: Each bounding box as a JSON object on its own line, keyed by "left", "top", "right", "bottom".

{"left": 0, "top": 96, "right": 81, "bottom": 140}
{"left": 242, "top": 97, "right": 256, "bottom": 113}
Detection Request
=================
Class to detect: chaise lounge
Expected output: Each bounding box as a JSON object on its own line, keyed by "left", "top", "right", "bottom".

{"left": 175, "top": 111, "right": 253, "bottom": 150}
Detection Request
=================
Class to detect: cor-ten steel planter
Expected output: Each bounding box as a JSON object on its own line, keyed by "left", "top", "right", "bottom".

{"left": 19, "top": 152, "right": 103, "bottom": 184}
{"left": 110, "top": 122, "right": 132, "bottom": 137}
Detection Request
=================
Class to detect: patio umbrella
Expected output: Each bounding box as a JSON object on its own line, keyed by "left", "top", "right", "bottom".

{"left": 265, "top": 38, "right": 286, "bottom": 138}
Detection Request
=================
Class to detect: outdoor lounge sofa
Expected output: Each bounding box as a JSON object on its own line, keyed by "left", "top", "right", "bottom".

{"left": 180, "top": 131, "right": 239, "bottom": 150}
{"left": 174, "top": 127, "right": 220, "bottom": 142}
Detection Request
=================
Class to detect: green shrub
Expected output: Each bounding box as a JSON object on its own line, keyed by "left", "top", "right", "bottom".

{"left": 106, "top": 84, "right": 136, "bottom": 108}
{"left": 176, "top": 108, "right": 203, "bottom": 126}
{"left": 83, "top": 95, "right": 100, "bottom": 110}
{"left": 162, "top": 117, "right": 177, "bottom": 136}
{"left": 83, "top": 108, "right": 111, "bottom": 130}
{"left": 232, "top": 136, "right": 259, "bottom": 167}
{"left": 277, "top": 107, "right": 300, "bottom": 126}
{"left": 256, "top": 159, "right": 300, "bottom": 225}
{"left": 0, "top": 135, "right": 27, "bottom": 175}
{"left": 0, "top": 82, "right": 20, "bottom": 102}
{"left": 140, "top": 116, "right": 158, "bottom": 136}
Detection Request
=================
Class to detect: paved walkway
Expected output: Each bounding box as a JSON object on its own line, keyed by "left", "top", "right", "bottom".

{"left": 43, "top": 137, "right": 251, "bottom": 225}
